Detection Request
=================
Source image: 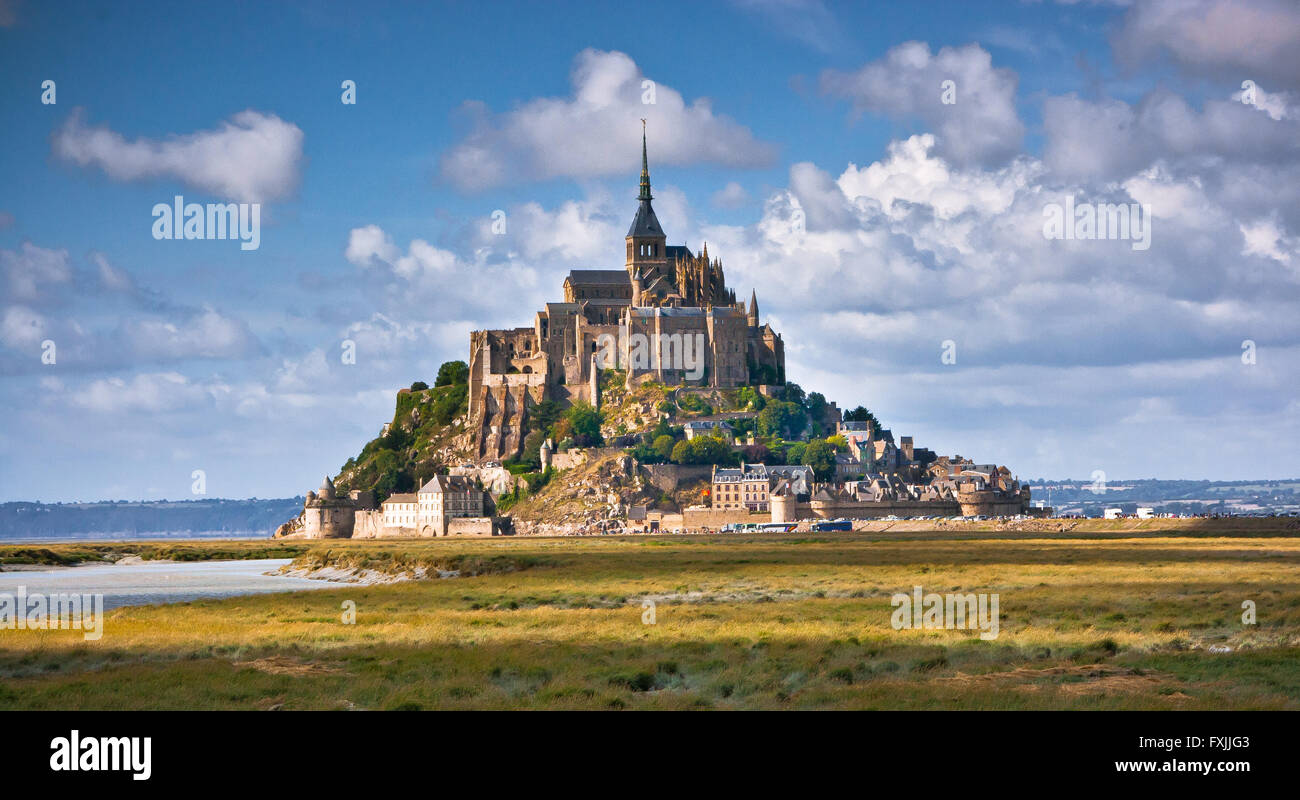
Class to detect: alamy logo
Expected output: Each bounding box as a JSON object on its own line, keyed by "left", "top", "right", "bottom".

{"left": 891, "top": 585, "right": 1000, "bottom": 640}
{"left": 152, "top": 195, "right": 261, "bottom": 251}
{"left": 0, "top": 586, "right": 103, "bottom": 640}
{"left": 50, "top": 730, "right": 151, "bottom": 781}
{"left": 594, "top": 329, "right": 705, "bottom": 381}
{"left": 1042, "top": 196, "right": 1151, "bottom": 251}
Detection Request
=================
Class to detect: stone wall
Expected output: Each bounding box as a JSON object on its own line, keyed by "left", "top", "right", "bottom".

{"left": 639, "top": 463, "right": 713, "bottom": 493}
{"left": 352, "top": 509, "right": 383, "bottom": 539}
{"left": 446, "top": 517, "right": 496, "bottom": 537}
{"left": 682, "top": 507, "right": 766, "bottom": 528}
{"left": 550, "top": 449, "right": 591, "bottom": 470}
{"left": 801, "top": 499, "right": 961, "bottom": 520}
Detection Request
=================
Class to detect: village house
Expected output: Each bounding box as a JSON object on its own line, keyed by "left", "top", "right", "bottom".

{"left": 711, "top": 463, "right": 813, "bottom": 512}
{"left": 683, "top": 420, "right": 735, "bottom": 443}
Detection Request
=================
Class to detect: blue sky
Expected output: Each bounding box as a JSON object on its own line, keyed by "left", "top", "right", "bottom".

{"left": 2, "top": 0, "right": 1299, "bottom": 501}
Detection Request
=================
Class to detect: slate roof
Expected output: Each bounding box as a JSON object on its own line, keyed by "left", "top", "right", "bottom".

{"left": 418, "top": 475, "right": 476, "bottom": 493}
{"left": 627, "top": 199, "right": 664, "bottom": 238}
{"left": 566, "top": 269, "right": 630, "bottom": 286}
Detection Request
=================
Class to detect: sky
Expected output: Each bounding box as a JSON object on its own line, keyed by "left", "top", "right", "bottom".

{"left": 1, "top": 0, "right": 1298, "bottom": 502}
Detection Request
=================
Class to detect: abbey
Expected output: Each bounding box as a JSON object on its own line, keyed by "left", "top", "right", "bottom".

{"left": 469, "top": 130, "right": 786, "bottom": 461}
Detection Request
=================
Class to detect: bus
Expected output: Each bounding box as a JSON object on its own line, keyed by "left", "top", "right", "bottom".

{"left": 811, "top": 519, "right": 852, "bottom": 532}
{"left": 755, "top": 522, "right": 798, "bottom": 532}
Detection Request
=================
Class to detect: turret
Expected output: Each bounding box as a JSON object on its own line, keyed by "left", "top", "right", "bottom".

{"left": 748, "top": 289, "right": 760, "bottom": 327}
{"left": 630, "top": 266, "right": 644, "bottom": 307}
{"left": 539, "top": 438, "right": 553, "bottom": 470}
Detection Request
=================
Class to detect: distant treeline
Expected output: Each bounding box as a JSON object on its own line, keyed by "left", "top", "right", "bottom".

{"left": 0, "top": 498, "right": 303, "bottom": 538}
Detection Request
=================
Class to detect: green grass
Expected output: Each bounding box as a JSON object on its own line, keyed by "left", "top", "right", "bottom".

{"left": 1, "top": 531, "right": 1298, "bottom": 709}
{"left": 0, "top": 540, "right": 311, "bottom": 566}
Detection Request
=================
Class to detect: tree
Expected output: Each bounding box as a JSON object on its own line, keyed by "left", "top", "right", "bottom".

{"left": 671, "top": 436, "right": 735, "bottom": 466}
{"left": 521, "top": 429, "right": 546, "bottom": 469}
{"left": 802, "top": 439, "right": 836, "bottom": 481}
{"left": 785, "top": 442, "right": 807, "bottom": 466}
{"left": 780, "top": 382, "right": 806, "bottom": 406}
{"left": 409, "top": 381, "right": 429, "bottom": 391}
{"left": 564, "top": 401, "right": 604, "bottom": 447}
{"left": 757, "top": 400, "right": 806, "bottom": 439}
{"left": 805, "top": 391, "right": 828, "bottom": 424}
{"left": 741, "top": 443, "right": 772, "bottom": 464}
{"left": 736, "top": 386, "right": 766, "bottom": 411}
{"left": 690, "top": 436, "right": 736, "bottom": 466}
{"left": 826, "top": 434, "right": 848, "bottom": 452}
{"left": 530, "top": 399, "right": 564, "bottom": 434}
{"left": 653, "top": 435, "right": 676, "bottom": 462}
{"left": 435, "top": 360, "right": 469, "bottom": 387}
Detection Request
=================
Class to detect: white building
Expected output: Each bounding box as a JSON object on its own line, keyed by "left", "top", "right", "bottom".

{"left": 379, "top": 475, "right": 488, "bottom": 536}
{"left": 382, "top": 493, "right": 418, "bottom": 528}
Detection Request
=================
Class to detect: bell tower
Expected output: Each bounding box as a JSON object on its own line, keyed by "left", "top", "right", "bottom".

{"left": 626, "top": 120, "right": 667, "bottom": 282}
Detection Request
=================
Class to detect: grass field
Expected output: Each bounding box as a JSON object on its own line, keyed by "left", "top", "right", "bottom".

{"left": 1, "top": 529, "right": 1298, "bottom": 710}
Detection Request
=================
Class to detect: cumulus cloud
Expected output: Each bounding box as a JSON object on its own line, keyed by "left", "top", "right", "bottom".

{"left": 340, "top": 183, "right": 662, "bottom": 328}
{"left": 1043, "top": 89, "right": 1300, "bottom": 182}
{"left": 438, "top": 49, "right": 776, "bottom": 190}
{"left": 1113, "top": 0, "right": 1300, "bottom": 88}
{"left": 52, "top": 109, "right": 304, "bottom": 202}
{"left": 821, "top": 41, "right": 1025, "bottom": 167}
{"left": 690, "top": 130, "right": 1298, "bottom": 477}
{"left": 705, "top": 132, "right": 1298, "bottom": 380}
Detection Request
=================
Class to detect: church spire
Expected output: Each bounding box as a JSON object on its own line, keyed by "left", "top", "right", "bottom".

{"left": 639, "top": 119, "right": 652, "bottom": 201}
{"left": 748, "top": 289, "right": 760, "bottom": 326}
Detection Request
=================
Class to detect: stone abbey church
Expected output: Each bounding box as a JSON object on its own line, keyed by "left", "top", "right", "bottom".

{"left": 469, "top": 132, "right": 786, "bottom": 461}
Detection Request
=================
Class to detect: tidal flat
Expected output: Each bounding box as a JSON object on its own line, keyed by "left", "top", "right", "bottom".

{"left": 1, "top": 528, "right": 1297, "bottom": 710}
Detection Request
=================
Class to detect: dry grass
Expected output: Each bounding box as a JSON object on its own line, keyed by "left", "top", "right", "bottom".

{"left": 1, "top": 530, "right": 1298, "bottom": 709}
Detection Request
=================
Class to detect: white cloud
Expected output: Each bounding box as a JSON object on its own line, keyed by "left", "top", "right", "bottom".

{"left": 52, "top": 109, "right": 304, "bottom": 202}
{"left": 119, "top": 307, "right": 261, "bottom": 361}
{"left": 72, "top": 372, "right": 215, "bottom": 414}
{"left": 2, "top": 243, "right": 72, "bottom": 304}
{"left": 712, "top": 181, "right": 750, "bottom": 209}
{"left": 1, "top": 306, "right": 47, "bottom": 349}
{"left": 1113, "top": 0, "right": 1300, "bottom": 88}
{"left": 438, "top": 49, "right": 776, "bottom": 190}
{"left": 821, "top": 41, "right": 1025, "bottom": 166}
{"left": 1240, "top": 216, "right": 1296, "bottom": 265}
{"left": 1232, "top": 83, "right": 1297, "bottom": 120}
{"left": 1042, "top": 90, "right": 1300, "bottom": 182}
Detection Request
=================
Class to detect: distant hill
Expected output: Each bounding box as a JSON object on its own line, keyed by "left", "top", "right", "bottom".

{"left": 1029, "top": 478, "right": 1300, "bottom": 516}
{"left": 0, "top": 498, "right": 304, "bottom": 540}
